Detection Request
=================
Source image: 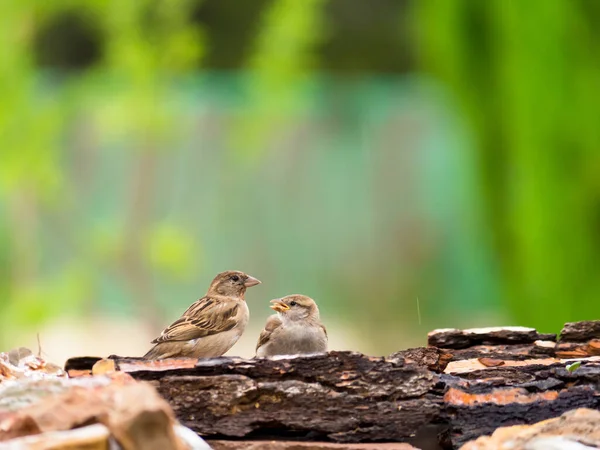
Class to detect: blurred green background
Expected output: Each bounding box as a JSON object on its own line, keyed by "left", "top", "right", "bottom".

{"left": 1, "top": 0, "right": 598, "bottom": 363}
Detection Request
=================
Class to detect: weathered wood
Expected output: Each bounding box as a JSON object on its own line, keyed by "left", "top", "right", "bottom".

{"left": 69, "top": 352, "right": 441, "bottom": 443}
{"left": 445, "top": 385, "right": 600, "bottom": 449}
{"left": 389, "top": 347, "right": 453, "bottom": 372}
{"left": 64, "top": 354, "right": 600, "bottom": 448}
{"left": 555, "top": 340, "right": 600, "bottom": 358}
{"left": 440, "top": 358, "right": 600, "bottom": 448}
{"left": 428, "top": 327, "right": 556, "bottom": 349}
{"left": 63, "top": 356, "right": 102, "bottom": 373}
{"left": 63, "top": 321, "right": 600, "bottom": 449}
{"left": 443, "top": 341, "right": 557, "bottom": 362}
{"left": 148, "top": 352, "right": 439, "bottom": 443}
{"left": 207, "top": 441, "right": 419, "bottom": 450}
{"left": 460, "top": 408, "right": 600, "bottom": 450}
{"left": 559, "top": 320, "right": 600, "bottom": 342}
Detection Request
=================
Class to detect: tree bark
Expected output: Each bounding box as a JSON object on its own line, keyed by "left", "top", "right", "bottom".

{"left": 65, "top": 320, "right": 600, "bottom": 449}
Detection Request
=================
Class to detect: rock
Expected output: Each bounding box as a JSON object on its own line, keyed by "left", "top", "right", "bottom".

{"left": 556, "top": 339, "right": 600, "bottom": 358}
{"left": 440, "top": 359, "right": 600, "bottom": 447}
{"left": 0, "top": 374, "right": 134, "bottom": 420}
{"left": 207, "top": 441, "right": 418, "bottom": 450}
{"left": 459, "top": 408, "right": 600, "bottom": 450}
{"left": 0, "top": 348, "right": 65, "bottom": 382}
{"left": 559, "top": 321, "right": 600, "bottom": 342}
{"left": 103, "top": 383, "right": 180, "bottom": 450}
{"left": 174, "top": 425, "right": 213, "bottom": 450}
{"left": 92, "top": 359, "right": 117, "bottom": 376}
{"left": 525, "top": 437, "right": 598, "bottom": 450}
{"left": 428, "top": 327, "right": 556, "bottom": 349}
{"left": 0, "top": 423, "right": 110, "bottom": 450}
{"left": 0, "top": 376, "right": 189, "bottom": 450}
{"left": 0, "top": 423, "right": 213, "bottom": 450}
{"left": 446, "top": 342, "right": 557, "bottom": 361}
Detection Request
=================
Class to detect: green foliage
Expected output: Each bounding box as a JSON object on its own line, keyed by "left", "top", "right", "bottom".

{"left": 0, "top": 0, "right": 206, "bottom": 344}
{"left": 0, "top": 1, "right": 65, "bottom": 199}
{"left": 1, "top": 265, "right": 92, "bottom": 329}
{"left": 144, "top": 223, "right": 200, "bottom": 281}
{"left": 87, "top": 0, "right": 204, "bottom": 143}
{"left": 415, "top": 0, "right": 600, "bottom": 329}
{"left": 232, "top": 0, "right": 327, "bottom": 157}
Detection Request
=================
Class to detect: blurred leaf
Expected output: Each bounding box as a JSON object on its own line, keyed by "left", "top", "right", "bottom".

{"left": 566, "top": 361, "right": 581, "bottom": 373}
{"left": 414, "top": 0, "right": 600, "bottom": 329}
{"left": 1, "top": 266, "right": 93, "bottom": 329}
{"left": 143, "top": 223, "right": 199, "bottom": 281}
{"left": 86, "top": 0, "right": 204, "bottom": 146}
{"left": 232, "top": 0, "right": 327, "bottom": 158}
{"left": 90, "top": 221, "right": 126, "bottom": 263}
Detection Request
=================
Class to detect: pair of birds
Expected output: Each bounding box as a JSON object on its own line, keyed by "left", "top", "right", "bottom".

{"left": 144, "top": 270, "right": 328, "bottom": 359}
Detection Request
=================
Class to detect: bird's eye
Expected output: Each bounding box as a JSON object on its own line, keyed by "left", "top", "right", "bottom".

{"left": 231, "top": 275, "right": 240, "bottom": 282}
{"left": 290, "top": 301, "right": 297, "bottom": 306}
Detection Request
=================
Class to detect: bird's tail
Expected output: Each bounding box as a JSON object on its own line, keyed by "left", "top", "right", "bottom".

{"left": 143, "top": 342, "right": 179, "bottom": 360}
{"left": 143, "top": 344, "right": 160, "bottom": 360}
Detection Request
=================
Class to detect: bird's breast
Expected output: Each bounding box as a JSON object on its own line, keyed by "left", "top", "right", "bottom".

{"left": 277, "top": 323, "right": 328, "bottom": 354}
{"left": 238, "top": 301, "right": 250, "bottom": 328}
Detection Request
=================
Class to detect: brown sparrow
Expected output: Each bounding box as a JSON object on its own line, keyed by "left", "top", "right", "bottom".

{"left": 144, "top": 270, "right": 260, "bottom": 359}
{"left": 255, "top": 294, "right": 327, "bottom": 357}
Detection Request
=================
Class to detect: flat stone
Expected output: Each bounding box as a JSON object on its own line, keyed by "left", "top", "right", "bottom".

{"left": 525, "top": 437, "right": 598, "bottom": 450}
{"left": 428, "top": 327, "right": 555, "bottom": 349}
{"left": 444, "top": 357, "right": 559, "bottom": 374}
{"left": 559, "top": 321, "right": 600, "bottom": 342}
{"left": 207, "top": 441, "right": 419, "bottom": 450}
{"left": 460, "top": 408, "right": 600, "bottom": 450}
{"left": 0, "top": 377, "right": 182, "bottom": 450}
{"left": 0, "top": 348, "right": 66, "bottom": 382}
{"left": 0, "top": 423, "right": 110, "bottom": 450}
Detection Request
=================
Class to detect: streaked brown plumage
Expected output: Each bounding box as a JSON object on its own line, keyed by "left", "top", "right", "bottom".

{"left": 255, "top": 294, "right": 327, "bottom": 357}
{"left": 144, "top": 270, "right": 260, "bottom": 360}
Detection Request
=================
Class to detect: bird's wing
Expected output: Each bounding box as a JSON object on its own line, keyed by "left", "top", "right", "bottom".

{"left": 151, "top": 296, "right": 240, "bottom": 344}
{"left": 255, "top": 315, "right": 283, "bottom": 352}
{"left": 320, "top": 323, "right": 328, "bottom": 338}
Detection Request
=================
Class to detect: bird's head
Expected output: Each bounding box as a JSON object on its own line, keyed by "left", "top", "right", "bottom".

{"left": 270, "top": 294, "right": 320, "bottom": 322}
{"left": 209, "top": 270, "right": 261, "bottom": 298}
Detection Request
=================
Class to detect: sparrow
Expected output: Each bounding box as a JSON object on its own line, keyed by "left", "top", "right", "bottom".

{"left": 255, "top": 294, "right": 328, "bottom": 357}
{"left": 144, "top": 270, "right": 261, "bottom": 360}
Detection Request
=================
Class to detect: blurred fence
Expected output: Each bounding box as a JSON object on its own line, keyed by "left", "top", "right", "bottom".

{"left": 0, "top": 72, "right": 500, "bottom": 354}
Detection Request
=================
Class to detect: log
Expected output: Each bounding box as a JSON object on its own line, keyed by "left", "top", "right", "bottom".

{"left": 63, "top": 320, "right": 600, "bottom": 449}
{"left": 71, "top": 352, "right": 442, "bottom": 443}
{"left": 439, "top": 358, "right": 600, "bottom": 447}
{"left": 427, "top": 327, "right": 556, "bottom": 349}
{"left": 433, "top": 320, "right": 600, "bottom": 447}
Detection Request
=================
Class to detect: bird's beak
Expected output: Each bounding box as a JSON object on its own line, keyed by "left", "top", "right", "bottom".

{"left": 244, "top": 276, "right": 261, "bottom": 287}
{"left": 270, "top": 299, "right": 290, "bottom": 312}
